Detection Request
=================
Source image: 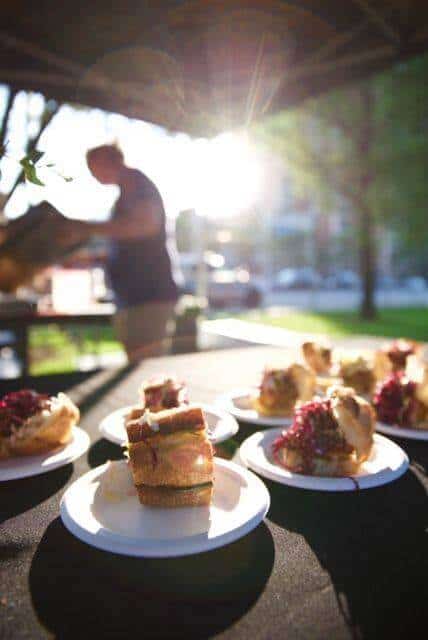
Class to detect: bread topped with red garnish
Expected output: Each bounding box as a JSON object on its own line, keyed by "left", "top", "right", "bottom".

{"left": 254, "top": 364, "right": 315, "bottom": 417}
{"left": 373, "top": 371, "right": 428, "bottom": 430}
{"left": 140, "top": 376, "right": 188, "bottom": 413}
{"left": 302, "top": 341, "right": 332, "bottom": 375}
{"left": 0, "top": 389, "right": 79, "bottom": 459}
{"left": 126, "top": 405, "right": 213, "bottom": 507}
{"left": 374, "top": 339, "right": 418, "bottom": 381}
{"left": 273, "top": 386, "right": 375, "bottom": 476}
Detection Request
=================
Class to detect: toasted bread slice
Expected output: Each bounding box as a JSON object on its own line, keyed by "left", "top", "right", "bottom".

{"left": 256, "top": 364, "right": 316, "bottom": 416}
{"left": 302, "top": 341, "right": 332, "bottom": 375}
{"left": 136, "top": 482, "right": 213, "bottom": 507}
{"left": 274, "top": 447, "right": 360, "bottom": 477}
{"left": 126, "top": 405, "right": 205, "bottom": 442}
{"left": 128, "top": 431, "right": 213, "bottom": 487}
{"left": 252, "top": 397, "right": 294, "bottom": 417}
{"left": 328, "top": 386, "right": 375, "bottom": 461}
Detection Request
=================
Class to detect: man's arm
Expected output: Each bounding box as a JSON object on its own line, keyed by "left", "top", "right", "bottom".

{"left": 87, "top": 198, "right": 162, "bottom": 240}
{"left": 63, "top": 198, "right": 162, "bottom": 245}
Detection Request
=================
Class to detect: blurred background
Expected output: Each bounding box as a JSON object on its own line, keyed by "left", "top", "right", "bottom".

{"left": 1, "top": 2, "right": 428, "bottom": 383}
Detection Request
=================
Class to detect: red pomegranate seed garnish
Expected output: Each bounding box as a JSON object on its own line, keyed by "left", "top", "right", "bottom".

{"left": 0, "top": 390, "right": 49, "bottom": 437}
{"left": 374, "top": 372, "right": 417, "bottom": 427}
{"left": 273, "top": 398, "right": 351, "bottom": 474}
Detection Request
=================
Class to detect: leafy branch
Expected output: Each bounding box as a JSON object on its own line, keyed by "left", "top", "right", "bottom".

{"left": 0, "top": 144, "right": 72, "bottom": 185}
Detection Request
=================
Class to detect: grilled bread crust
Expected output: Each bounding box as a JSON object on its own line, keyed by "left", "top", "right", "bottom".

{"left": 136, "top": 483, "right": 213, "bottom": 507}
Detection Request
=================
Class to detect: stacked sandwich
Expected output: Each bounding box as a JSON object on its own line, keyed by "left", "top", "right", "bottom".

{"left": 126, "top": 405, "right": 213, "bottom": 507}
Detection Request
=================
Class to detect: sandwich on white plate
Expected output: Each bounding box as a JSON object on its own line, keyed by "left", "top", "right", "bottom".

{"left": 125, "top": 404, "right": 214, "bottom": 507}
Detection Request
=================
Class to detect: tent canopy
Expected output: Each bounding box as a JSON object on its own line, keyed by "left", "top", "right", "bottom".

{"left": 1, "top": 1, "right": 428, "bottom": 135}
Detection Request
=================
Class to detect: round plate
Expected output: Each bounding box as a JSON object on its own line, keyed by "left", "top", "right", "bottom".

{"left": 60, "top": 458, "right": 270, "bottom": 557}
{"left": 99, "top": 404, "right": 239, "bottom": 446}
{"left": 0, "top": 427, "right": 90, "bottom": 482}
{"left": 239, "top": 429, "right": 409, "bottom": 491}
{"left": 216, "top": 388, "right": 293, "bottom": 427}
{"left": 376, "top": 421, "right": 428, "bottom": 441}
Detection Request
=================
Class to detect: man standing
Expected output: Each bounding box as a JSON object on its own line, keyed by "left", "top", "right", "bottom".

{"left": 72, "top": 144, "right": 178, "bottom": 361}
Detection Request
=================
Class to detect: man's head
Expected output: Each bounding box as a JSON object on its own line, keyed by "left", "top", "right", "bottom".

{"left": 86, "top": 144, "right": 124, "bottom": 184}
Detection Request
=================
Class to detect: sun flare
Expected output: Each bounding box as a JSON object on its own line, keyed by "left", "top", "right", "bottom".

{"left": 193, "top": 131, "right": 263, "bottom": 219}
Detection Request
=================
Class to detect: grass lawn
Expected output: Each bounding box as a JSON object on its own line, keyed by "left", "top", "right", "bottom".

{"left": 29, "top": 324, "right": 123, "bottom": 376}
{"left": 238, "top": 307, "right": 428, "bottom": 341}
{"left": 25, "top": 307, "right": 428, "bottom": 375}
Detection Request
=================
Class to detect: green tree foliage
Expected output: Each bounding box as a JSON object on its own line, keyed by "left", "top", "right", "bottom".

{"left": 373, "top": 55, "right": 428, "bottom": 249}
{"left": 254, "top": 53, "right": 428, "bottom": 318}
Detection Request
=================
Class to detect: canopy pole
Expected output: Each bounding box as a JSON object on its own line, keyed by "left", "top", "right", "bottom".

{"left": 0, "top": 87, "right": 17, "bottom": 149}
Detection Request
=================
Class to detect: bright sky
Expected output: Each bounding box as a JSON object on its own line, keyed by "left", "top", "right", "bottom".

{"left": 0, "top": 87, "right": 265, "bottom": 222}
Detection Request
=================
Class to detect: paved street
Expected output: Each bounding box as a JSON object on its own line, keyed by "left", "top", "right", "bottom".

{"left": 263, "top": 287, "right": 428, "bottom": 311}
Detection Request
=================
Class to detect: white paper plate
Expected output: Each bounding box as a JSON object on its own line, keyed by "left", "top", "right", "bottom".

{"left": 99, "top": 404, "right": 239, "bottom": 446}
{"left": 60, "top": 458, "right": 270, "bottom": 557}
{"left": 0, "top": 427, "right": 90, "bottom": 482}
{"left": 239, "top": 429, "right": 409, "bottom": 491}
{"left": 216, "top": 388, "right": 293, "bottom": 427}
{"left": 376, "top": 421, "right": 428, "bottom": 441}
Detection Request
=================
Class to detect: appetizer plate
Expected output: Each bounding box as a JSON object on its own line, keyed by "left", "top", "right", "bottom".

{"left": 0, "top": 427, "right": 90, "bottom": 482}
{"left": 99, "top": 404, "right": 239, "bottom": 446}
{"left": 60, "top": 458, "right": 270, "bottom": 557}
{"left": 376, "top": 421, "right": 428, "bottom": 441}
{"left": 239, "top": 429, "right": 409, "bottom": 491}
{"left": 216, "top": 388, "right": 293, "bottom": 427}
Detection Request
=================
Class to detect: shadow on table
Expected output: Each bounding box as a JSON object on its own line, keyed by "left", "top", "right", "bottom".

{"left": 266, "top": 468, "right": 428, "bottom": 639}
{"left": 70, "top": 363, "right": 137, "bottom": 415}
{"left": 87, "top": 438, "right": 125, "bottom": 468}
{"left": 0, "top": 465, "right": 73, "bottom": 527}
{"left": 392, "top": 437, "right": 428, "bottom": 475}
{"left": 215, "top": 421, "right": 265, "bottom": 460}
{"left": 29, "top": 518, "right": 274, "bottom": 639}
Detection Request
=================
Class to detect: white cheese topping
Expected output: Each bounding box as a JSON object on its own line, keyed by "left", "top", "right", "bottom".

{"left": 139, "top": 409, "right": 159, "bottom": 432}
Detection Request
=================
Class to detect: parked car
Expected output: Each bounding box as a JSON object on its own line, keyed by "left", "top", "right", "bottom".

{"left": 179, "top": 251, "right": 225, "bottom": 295}
{"left": 272, "top": 267, "right": 322, "bottom": 291}
{"left": 207, "top": 269, "right": 263, "bottom": 308}
{"left": 323, "top": 270, "right": 361, "bottom": 290}
{"left": 402, "top": 276, "right": 427, "bottom": 291}
{"left": 375, "top": 275, "right": 397, "bottom": 290}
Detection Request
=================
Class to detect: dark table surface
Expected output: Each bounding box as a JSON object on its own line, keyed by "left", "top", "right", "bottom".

{"left": 1, "top": 346, "right": 427, "bottom": 640}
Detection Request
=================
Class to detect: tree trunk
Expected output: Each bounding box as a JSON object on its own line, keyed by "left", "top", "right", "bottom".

{"left": 357, "top": 82, "right": 377, "bottom": 320}
{"left": 357, "top": 201, "right": 376, "bottom": 319}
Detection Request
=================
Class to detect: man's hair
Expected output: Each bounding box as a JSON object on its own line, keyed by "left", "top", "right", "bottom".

{"left": 86, "top": 144, "right": 124, "bottom": 166}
